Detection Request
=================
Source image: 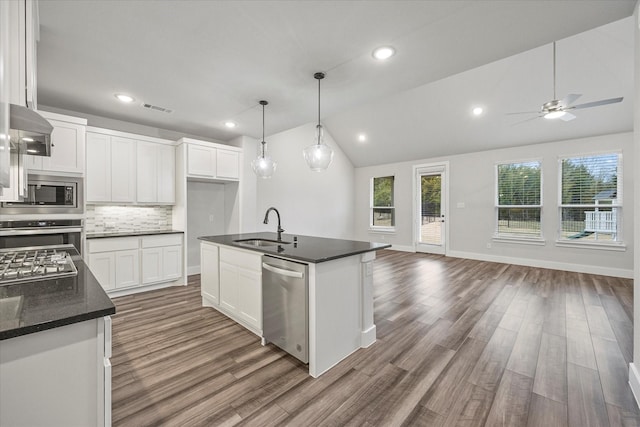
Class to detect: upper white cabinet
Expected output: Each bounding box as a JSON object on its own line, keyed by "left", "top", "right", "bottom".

{"left": 181, "top": 138, "right": 240, "bottom": 181}
{"left": 86, "top": 132, "right": 136, "bottom": 203}
{"left": 137, "top": 141, "right": 175, "bottom": 204}
{"left": 8, "top": 0, "right": 37, "bottom": 108}
{"left": 28, "top": 111, "right": 86, "bottom": 175}
{"left": 87, "top": 128, "right": 175, "bottom": 204}
{"left": 0, "top": 1, "right": 10, "bottom": 190}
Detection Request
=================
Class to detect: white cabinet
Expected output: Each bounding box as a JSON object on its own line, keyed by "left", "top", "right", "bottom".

{"left": 86, "top": 132, "right": 136, "bottom": 203}
{"left": 141, "top": 234, "right": 182, "bottom": 285}
{"left": 88, "top": 234, "right": 183, "bottom": 294}
{"left": 216, "top": 149, "right": 240, "bottom": 180}
{"left": 0, "top": 153, "right": 27, "bottom": 202}
{"left": 87, "top": 237, "right": 139, "bottom": 291}
{"left": 187, "top": 143, "right": 216, "bottom": 177}
{"left": 0, "top": 1, "right": 10, "bottom": 190}
{"left": 7, "top": 0, "right": 36, "bottom": 108}
{"left": 207, "top": 245, "right": 262, "bottom": 333}
{"left": 28, "top": 112, "right": 87, "bottom": 175}
{"left": 182, "top": 138, "right": 240, "bottom": 181}
{"left": 200, "top": 242, "right": 219, "bottom": 305}
{"left": 137, "top": 141, "right": 175, "bottom": 204}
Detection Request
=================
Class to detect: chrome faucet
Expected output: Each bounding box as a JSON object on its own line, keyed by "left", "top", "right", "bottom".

{"left": 263, "top": 207, "right": 284, "bottom": 241}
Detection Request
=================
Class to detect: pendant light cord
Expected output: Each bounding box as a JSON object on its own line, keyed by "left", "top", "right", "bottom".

{"left": 259, "top": 100, "right": 268, "bottom": 158}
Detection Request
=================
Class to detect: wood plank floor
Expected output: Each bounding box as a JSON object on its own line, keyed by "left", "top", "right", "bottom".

{"left": 111, "top": 250, "right": 639, "bottom": 426}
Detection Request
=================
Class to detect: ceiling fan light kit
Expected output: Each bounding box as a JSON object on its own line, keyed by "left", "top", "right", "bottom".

{"left": 303, "top": 72, "right": 334, "bottom": 172}
{"left": 251, "top": 100, "right": 277, "bottom": 179}
{"left": 507, "top": 41, "right": 623, "bottom": 123}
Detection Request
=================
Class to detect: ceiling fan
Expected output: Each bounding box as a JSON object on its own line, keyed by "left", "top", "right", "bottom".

{"left": 508, "top": 41, "right": 623, "bottom": 122}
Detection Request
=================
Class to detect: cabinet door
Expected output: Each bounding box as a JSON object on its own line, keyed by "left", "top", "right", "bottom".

{"left": 110, "top": 136, "right": 136, "bottom": 203}
{"left": 200, "top": 244, "right": 219, "bottom": 305}
{"left": 115, "top": 249, "right": 139, "bottom": 288}
{"left": 219, "top": 262, "right": 238, "bottom": 312}
{"left": 86, "top": 133, "right": 111, "bottom": 202}
{"left": 141, "top": 247, "right": 162, "bottom": 284}
{"left": 136, "top": 141, "right": 157, "bottom": 203}
{"left": 162, "top": 245, "right": 182, "bottom": 281}
{"left": 187, "top": 144, "right": 216, "bottom": 177}
{"left": 0, "top": 0, "right": 9, "bottom": 189}
{"left": 237, "top": 268, "right": 262, "bottom": 330}
{"left": 89, "top": 252, "right": 116, "bottom": 291}
{"left": 41, "top": 120, "right": 85, "bottom": 173}
{"left": 216, "top": 149, "right": 239, "bottom": 180}
{"left": 157, "top": 144, "right": 175, "bottom": 204}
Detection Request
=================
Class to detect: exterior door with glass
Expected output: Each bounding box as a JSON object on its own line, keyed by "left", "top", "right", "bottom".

{"left": 415, "top": 164, "right": 447, "bottom": 254}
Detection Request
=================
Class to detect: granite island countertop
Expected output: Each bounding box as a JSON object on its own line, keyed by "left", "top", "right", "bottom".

{"left": 199, "top": 232, "right": 391, "bottom": 263}
{"left": 0, "top": 246, "right": 116, "bottom": 340}
{"left": 86, "top": 229, "right": 184, "bottom": 239}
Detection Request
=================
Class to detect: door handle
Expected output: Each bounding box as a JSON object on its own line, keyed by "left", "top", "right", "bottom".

{"left": 263, "top": 263, "right": 304, "bottom": 279}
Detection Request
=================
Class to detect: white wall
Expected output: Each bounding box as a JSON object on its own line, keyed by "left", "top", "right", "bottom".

{"left": 355, "top": 132, "right": 634, "bottom": 277}
{"left": 186, "top": 181, "right": 226, "bottom": 270}
{"left": 632, "top": 0, "right": 640, "bottom": 399}
{"left": 255, "top": 122, "right": 356, "bottom": 239}
{"left": 231, "top": 135, "right": 259, "bottom": 233}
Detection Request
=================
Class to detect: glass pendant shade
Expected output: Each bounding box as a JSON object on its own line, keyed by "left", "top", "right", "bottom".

{"left": 252, "top": 142, "right": 276, "bottom": 179}
{"left": 304, "top": 72, "right": 333, "bottom": 172}
{"left": 252, "top": 100, "right": 276, "bottom": 179}
{"left": 303, "top": 124, "right": 334, "bottom": 171}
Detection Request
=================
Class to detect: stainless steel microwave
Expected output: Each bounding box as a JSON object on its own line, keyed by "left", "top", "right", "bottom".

{"left": 0, "top": 175, "right": 84, "bottom": 215}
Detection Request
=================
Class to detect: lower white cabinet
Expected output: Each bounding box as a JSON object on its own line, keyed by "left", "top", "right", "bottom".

{"left": 201, "top": 243, "right": 261, "bottom": 334}
{"left": 88, "top": 234, "right": 183, "bottom": 294}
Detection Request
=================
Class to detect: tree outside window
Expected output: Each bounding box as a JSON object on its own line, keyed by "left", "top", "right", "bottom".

{"left": 371, "top": 176, "right": 395, "bottom": 228}
{"left": 495, "top": 161, "right": 542, "bottom": 238}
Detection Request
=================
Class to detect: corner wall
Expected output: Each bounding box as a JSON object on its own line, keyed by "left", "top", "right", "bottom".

{"left": 255, "top": 122, "right": 356, "bottom": 239}
{"left": 355, "top": 132, "right": 634, "bottom": 277}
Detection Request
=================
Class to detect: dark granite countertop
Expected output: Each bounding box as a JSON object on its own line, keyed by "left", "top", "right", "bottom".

{"left": 0, "top": 245, "right": 116, "bottom": 340}
{"left": 198, "top": 232, "right": 391, "bottom": 263}
{"left": 86, "top": 229, "right": 184, "bottom": 239}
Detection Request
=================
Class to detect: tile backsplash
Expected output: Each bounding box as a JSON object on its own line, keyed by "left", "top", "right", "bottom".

{"left": 86, "top": 205, "right": 173, "bottom": 233}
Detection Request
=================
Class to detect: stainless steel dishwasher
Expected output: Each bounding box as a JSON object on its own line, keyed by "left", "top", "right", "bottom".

{"left": 262, "top": 255, "right": 309, "bottom": 364}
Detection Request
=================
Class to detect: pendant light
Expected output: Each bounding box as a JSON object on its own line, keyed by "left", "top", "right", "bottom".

{"left": 303, "top": 72, "right": 334, "bottom": 171}
{"left": 251, "top": 100, "right": 277, "bottom": 179}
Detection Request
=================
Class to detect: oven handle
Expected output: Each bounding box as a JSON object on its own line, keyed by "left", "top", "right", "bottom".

{"left": 0, "top": 227, "right": 83, "bottom": 236}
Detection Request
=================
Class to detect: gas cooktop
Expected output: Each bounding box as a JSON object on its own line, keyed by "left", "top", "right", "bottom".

{"left": 0, "top": 246, "right": 78, "bottom": 285}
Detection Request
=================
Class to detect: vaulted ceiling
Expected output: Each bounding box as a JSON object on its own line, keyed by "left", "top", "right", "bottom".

{"left": 37, "top": 1, "right": 636, "bottom": 167}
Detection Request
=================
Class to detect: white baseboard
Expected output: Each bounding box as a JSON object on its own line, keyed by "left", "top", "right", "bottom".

{"left": 447, "top": 250, "right": 633, "bottom": 278}
{"left": 388, "top": 244, "right": 415, "bottom": 253}
{"left": 361, "top": 325, "right": 376, "bottom": 348}
{"left": 629, "top": 363, "right": 640, "bottom": 408}
{"left": 187, "top": 265, "right": 201, "bottom": 276}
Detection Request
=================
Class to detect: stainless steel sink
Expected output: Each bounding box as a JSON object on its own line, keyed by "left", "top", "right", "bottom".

{"left": 234, "top": 238, "right": 291, "bottom": 247}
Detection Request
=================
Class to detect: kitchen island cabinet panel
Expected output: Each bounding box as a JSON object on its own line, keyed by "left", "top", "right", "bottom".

{"left": 219, "top": 261, "right": 239, "bottom": 313}
{"left": 201, "top": 242, "right": 220, "bottom": 305}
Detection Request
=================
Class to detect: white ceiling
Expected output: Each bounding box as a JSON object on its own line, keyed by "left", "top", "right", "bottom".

{"left": 36, "top": 1, "right": 636, "bottom": 167}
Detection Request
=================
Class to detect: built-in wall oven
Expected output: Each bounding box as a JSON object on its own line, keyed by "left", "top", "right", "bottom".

{"left": 0, "top": 219, "right": 84, "bottom": 255}
{"left": 0, "top": 174, "right": 83, "bottom": 215}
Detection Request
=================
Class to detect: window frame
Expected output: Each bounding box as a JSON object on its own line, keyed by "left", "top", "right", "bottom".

{"left": 556, "top": 151, "right": 623, "bottom": 248}
{"left": 369, "top": 175, "right": 396, "bottom": 232}
{"left": 493, "top": 158, "right": 544, "bottom": 243}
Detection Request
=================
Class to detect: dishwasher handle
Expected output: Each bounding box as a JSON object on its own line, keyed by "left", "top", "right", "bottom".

{"left": 262, "top": 262, "right": 304, "bottom": 279}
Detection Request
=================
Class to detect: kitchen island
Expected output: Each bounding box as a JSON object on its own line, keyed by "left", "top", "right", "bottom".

{"left": 199, "top": 232, "right": 390, "bottom": 377}
{"left": 0, "top": 245, "right": 115, "bottom": 427}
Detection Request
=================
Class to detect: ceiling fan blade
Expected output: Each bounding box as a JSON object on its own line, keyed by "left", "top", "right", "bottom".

{"left": 570, "top": 97, "right": 623, "bottom": 110}
{"left": 506, "top": 111, "right": 539, "bottom": 115}
{"left": 561, "top": 93, "right": 581, "bottom": 106}
{"left": 559, "top": 112, "right": 576, "bottom": 121}
{"left": 510, "top": 115, "right": 541, "bottom": 126}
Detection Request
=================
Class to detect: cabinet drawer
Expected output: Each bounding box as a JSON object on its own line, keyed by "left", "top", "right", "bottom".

{"left": 88, "top": 237, "right": 139, "bottom": 253}
{"left": 142, "top": 234, "right": 182, "bottom": 248}
{"left": 219, "top": 247, "right": 262, "bottom": 272}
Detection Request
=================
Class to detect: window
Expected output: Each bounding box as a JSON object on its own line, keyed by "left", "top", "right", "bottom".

{"left": 559, "top": 153, "right": 621, "bottom": 243}
{"left": 495, "top": 160, "right": 542, "bottom": 238}
{"left": 370, "top": 176, "right": 395, "bottom": 230}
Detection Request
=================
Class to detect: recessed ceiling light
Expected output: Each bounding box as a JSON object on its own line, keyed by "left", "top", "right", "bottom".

{"left": 224, "top": 121, "right": 237, "bottom": 129}
{"left": 472, "top": 107, "right": 484, "bottom": 116}
{"left": 115, "top": 94, "right": 135, "bottom": 103}
{"left": 358, "top": 134, "right": 367, "bottom": 142}
{"left": 372, "top": 46, "right": 395, "bottom": 61}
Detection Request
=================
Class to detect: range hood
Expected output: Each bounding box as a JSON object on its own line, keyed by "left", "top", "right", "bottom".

{"left": 9, "top": 104, "right": 53, "bottom": 156}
